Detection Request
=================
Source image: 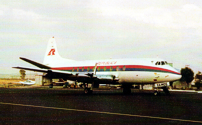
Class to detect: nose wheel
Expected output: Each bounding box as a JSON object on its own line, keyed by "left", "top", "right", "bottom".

{"left": 154, "top": 87, "right": 170, "bottom": 96}
{"left": 162, "top": 86, "right": 170, "bottom": 95}
{"left": 154, "top": 91, "right": 160, "bottom": 96}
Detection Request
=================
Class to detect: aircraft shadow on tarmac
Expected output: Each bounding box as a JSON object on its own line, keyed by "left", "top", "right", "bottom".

{"left": 55, "top": 90, "right": 171, "bottom": 97}
{"left": 0, "top": 88, "right": 171, "bottom": 97}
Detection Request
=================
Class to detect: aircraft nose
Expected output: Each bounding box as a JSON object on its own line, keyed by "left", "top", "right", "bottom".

{"left": 170, "top": 74, "right": 181, "bottom": 82}
{"left": 174, "top": 68, "right": 181, "bottom": 80}
{"left": 175, "top": 74, "right": 182, "bottom": 80}
{"left": 171, "top": 69, "right": 181, "bottom": 81}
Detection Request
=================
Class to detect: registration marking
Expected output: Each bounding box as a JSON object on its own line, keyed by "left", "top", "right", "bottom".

{"left": 0, "top": 102, "right": 202, "bottom": 123}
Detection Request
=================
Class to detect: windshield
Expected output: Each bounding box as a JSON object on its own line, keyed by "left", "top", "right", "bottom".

{"left": 155, "top": 61, "right": 168, "bottom": 65}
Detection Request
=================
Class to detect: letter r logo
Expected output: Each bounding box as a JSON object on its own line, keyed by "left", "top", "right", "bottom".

{"left": 48, "top": 49, "right": 55, "bottom": 56}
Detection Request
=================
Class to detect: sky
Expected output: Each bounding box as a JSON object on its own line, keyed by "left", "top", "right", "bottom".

{"left": 1, "top": 0, "right": 202, "bottom": 74}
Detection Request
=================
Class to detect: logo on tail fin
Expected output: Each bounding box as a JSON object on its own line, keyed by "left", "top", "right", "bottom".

{"left": 48, "top": 49, "right": 55, "bottom": 56}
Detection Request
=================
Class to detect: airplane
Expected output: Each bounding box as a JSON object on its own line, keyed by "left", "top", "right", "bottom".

{"left": 16, "top": 80, "right": 35, "bottom": 85}
{"left": 13, "top": 37, "right": 181, "bottom": 95}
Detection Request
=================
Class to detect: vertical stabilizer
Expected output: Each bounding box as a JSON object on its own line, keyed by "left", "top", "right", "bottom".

{"left": 43, "top": 37, "right": 74, "bottom": 67}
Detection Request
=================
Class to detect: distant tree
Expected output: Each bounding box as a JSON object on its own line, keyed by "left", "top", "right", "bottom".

{"left": 19, "top": 69, "right": 26, "bottom": 80}
{"left": 195, "top": 71, "right": 202, "bottom": 90}
{"left": 180, "top": 67, "right": 194, "bottom": 86}
{"left": 195, "top": 81, "right": 201, "bottom": 90}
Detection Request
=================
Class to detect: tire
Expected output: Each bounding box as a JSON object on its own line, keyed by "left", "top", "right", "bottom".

{"left": 123, "top": 87, "right": 131, "bottom": 94}
{"left": 84, "top": 88, "right": 89, "bottom": 94}
{"left": 49, "top": 84, "right": 53, "bottom": 88}
{"left": 84, "top": 88, "right": 93, "bottom": 94}
{"left": 154, "top": 91, "right": 159, "bottom": 96}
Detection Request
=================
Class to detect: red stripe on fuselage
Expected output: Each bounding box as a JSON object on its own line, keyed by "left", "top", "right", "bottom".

{"left": 126, "top": 65, "right": 180, "bottom": 75}
{"left": 51, "top": 65, "right": 180, "bottom": 75}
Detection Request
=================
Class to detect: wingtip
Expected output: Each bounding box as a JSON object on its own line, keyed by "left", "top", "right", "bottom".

{"left": 12, "top": 67, "right": 19, "bottom": 69}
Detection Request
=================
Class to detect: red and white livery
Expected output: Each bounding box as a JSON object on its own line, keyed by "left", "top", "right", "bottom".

{"left": 13, "top": 37, "right": 181, "bottom": 95}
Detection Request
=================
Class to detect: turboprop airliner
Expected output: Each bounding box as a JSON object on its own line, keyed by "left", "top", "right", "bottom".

{"left": 13, "top": 37, "right": 181, "bottom": 95}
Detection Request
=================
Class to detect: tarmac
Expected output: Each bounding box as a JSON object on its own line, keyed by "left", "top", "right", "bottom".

{"left": 0, "top": 87, "right": 202, "bottom": 125}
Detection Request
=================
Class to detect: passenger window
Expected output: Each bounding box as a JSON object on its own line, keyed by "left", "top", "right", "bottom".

{"left": 123, "top": 66, "right": 126, "bottom": 71}
{"left": 104, "top": 67, "right": 106, "bottom": 71}
{"left": 161, "top": 61, "right": 165, "bottom": 65}
{"left": 116, "top": 66, "right": 119, "bottom": 71}
{"left": 110, "top": 66, "right": 113, "bottom": 71}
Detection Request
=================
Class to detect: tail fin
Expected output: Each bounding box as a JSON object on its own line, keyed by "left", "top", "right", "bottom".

{"left": 43, "top": 37, "right": 75, "bottom": 66}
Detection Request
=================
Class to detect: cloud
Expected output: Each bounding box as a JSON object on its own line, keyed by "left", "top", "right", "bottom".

{"left": 174, "top": 4, "right": 202, "bottom": 28}
{"left": 0, "top": 1, "right": 202, "bottom": 74}
{"left": 12, "top": 8, "right": 43, "bottom": 21}
{"left": 0, "top": 4, "right": 45, "bottom": 22}
{"left": 91, "top": 3, "right": 202, "bottom": 29}
{"left": 181, "top": 4, "right": 201, "bottom": 11}
{"left": 0, "top": 5, "right": 9, "bottom": 16}
{"left": 0, "top": 10, "right": 3, "bottom": 16}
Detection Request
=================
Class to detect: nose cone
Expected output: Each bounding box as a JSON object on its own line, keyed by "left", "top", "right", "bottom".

{"left": 171, "top": 68, "right": 181, "bottom": 81}
{"left": 174, "top": 74, "right": 182, "bottom": 81}
{"left": 174, "top": 69, "right": 182, "bottom": 80}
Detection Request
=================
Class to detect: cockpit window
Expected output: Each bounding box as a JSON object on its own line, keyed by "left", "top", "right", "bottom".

{"left": 155, "top": 61, "right": 168, "bottom": 65}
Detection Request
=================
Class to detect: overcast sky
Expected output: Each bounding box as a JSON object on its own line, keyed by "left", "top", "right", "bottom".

{"left": 1, "top": 0, "right": 202, "bottom": 74}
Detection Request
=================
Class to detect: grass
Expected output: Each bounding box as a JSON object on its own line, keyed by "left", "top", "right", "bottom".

{"left": 0, "top": 79, "right": 26, "bottom": 88}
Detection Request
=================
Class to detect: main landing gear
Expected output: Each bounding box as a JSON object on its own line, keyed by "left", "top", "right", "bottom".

{"left": 161, "top": 86, "right": 170, "bottom": 95}
{"left": 84, "top": 88, "right": 93, "bottom": 94}
{"left": 122, "top": 85, "right": 132, "bottom": 94}
{"left": 83, "top": 83, "right": 93, "bottom": 94}
{"left": 154, "top": 86, "right": 170, "bottom": 96}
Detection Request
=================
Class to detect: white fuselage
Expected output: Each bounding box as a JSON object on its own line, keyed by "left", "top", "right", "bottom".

{"left": 50, "top": 58, "right": 181, "bottom": 84}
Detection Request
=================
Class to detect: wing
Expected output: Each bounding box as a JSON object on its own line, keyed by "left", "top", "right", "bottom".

{"left": 13, "top": 66, "right": 73, "bottom": 75}
{"left": 13, "top": 58, "right": 119, "bottom": 82}
{"left": 13, "top": 66, "right": 118, "bottom": 82}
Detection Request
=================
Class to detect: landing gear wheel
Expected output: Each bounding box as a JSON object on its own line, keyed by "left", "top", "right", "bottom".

{"left": 154, "top": 91, "right": 159, "bottom": 96}
{"left": 84, "top": 88, "right": 93, "bottom": 94}
{"left": 123, "top": 87, "right": 131, "bottom": 94}
{"left": 49, "top": 83, "right": 53, "bottom": 88}
{"left": 162, "top": 87, "right": 170, "bottom": 95}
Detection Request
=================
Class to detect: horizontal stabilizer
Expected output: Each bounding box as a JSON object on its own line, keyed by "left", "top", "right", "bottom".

{"left": 12, "top": 67, "right": 49, "bottom": 73}
{"left": 20, "top": 57, "right": 50, "bottom": 69}
{"left": 13, "top": 67, "right": 73, "bottom": 75}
